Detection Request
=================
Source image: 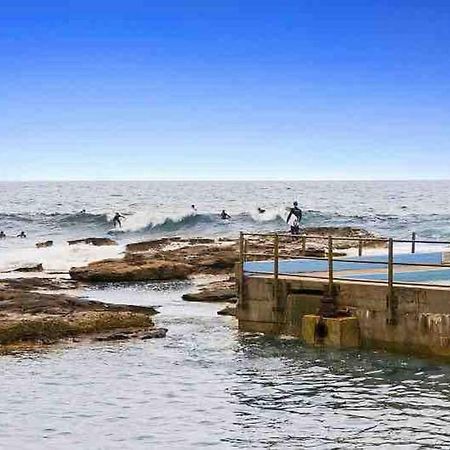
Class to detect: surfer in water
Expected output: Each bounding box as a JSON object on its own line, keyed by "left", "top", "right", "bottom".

{"left": 0, "top": 231, "right": 5, "bottom": 239}
{"left": 191, "top": 205, "right": 197, "bottom": 214}
{"left": 112, "top": 212, "right": 125, "bottom": 228}
{"left": 257, "top": 207, "right": 266, "bottom": 214}
{"left": 17, "top": 231, "right": 27, "bottom": 238}
{"left": 286, "top": 201, "right": 302, "bottom": 235}
{"left": 220, "top": 210, "right": 231, "bottom": 220}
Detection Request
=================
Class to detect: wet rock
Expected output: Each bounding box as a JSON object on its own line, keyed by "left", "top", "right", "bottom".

{"left": 13, "top": 264, "right": 44, "bottom": 273}
{"left": 95, "top": 332, "right": 131, "bottom": 342}
{"left": 2, "top": 277, "right": 77, "bottom": 291}
{"left": 125, "top": 238, "right": 174, "bottom": 253}
{"left": 182, "top": 288, "right": 237, "bottom": 302}
{"left": 217, "top": 305, "right": 237, "bottom": 316}
{"left": 36, "top": 241, "right": 53, "bottom": 248}
{"left": 187, "top": 238, "right": 215, "bottom": 245}
{"left": 140, "top": 328, "right": 168, "bottom": 339}
{"left": 69, "top": 258, "right": 193, "bottom": 282}
{"left": 67, "top": 237, "right": 117, "bottom": 246}
{"left": 0, "top": 282, "right": 158, "bottom": 346}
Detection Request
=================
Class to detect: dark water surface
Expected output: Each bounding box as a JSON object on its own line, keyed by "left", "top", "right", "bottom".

{"left": 0, "top": 282, "right": 449, "bottom": 449}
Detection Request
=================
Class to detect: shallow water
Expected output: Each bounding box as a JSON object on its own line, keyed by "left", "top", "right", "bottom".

{"left": 1, "top": 282, "right": 450, "bottom": 449}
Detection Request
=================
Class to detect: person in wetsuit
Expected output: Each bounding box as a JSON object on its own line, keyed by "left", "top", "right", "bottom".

{"left": 257, "top": 207, "right": 266, "bottom": 214}
{"left": 112, "top": 212, "right": 125, "bottom": 228}
{"left": 17, "top": 231, "right": 27, "bottom": 238}
{"left": 286, "top": 201, "right": 302, "bottom": 234}
{"left": 0, "top": 231, "right": 5, "bottom": 239}
{"left": 220, "top": 210, "right": 231, "bottom": 220}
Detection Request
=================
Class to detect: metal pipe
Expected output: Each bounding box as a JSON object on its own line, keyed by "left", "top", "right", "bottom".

{"left": 302, "top": 235, "right": 306, "bottom": 255}
{"left": 411, "top": 232, "right": 416, "bottom": 254}
{"left": 358, "top": 239, "right": 363, "bottom": 257}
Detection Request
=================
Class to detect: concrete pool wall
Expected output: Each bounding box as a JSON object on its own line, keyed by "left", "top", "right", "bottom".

{"left": 237, "top": 273, "right": 450, "bottom": 358}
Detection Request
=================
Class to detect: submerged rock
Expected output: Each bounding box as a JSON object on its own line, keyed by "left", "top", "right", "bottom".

{"left": 141, "top": 328, "right": 168, "bottom": 339}
{"left": 13, "top": 264, "right": 44, "bottom": 273}
{"left": 69, "top": 258, "right": 193, "bottom": 282}
{"left": 217, "top": 305, "right": 237, "bottom": 316}
{"left": 95, "top": 332, "right": 131, "bottom": 342}
{"left": 36, "top": 240, "right": 53, "bottom": 248}
{"left": 68, "top": 237, "right": 117, "bottom": 246}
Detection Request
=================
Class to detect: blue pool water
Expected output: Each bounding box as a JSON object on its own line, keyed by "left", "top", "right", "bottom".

{"left": 244, "top": 252, "right": 450, "bottom": 284}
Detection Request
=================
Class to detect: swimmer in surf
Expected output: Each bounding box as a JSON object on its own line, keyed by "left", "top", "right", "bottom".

{"left": 0, "top": 231, "right": 5, "bottom": 239}
{"left": 257, "top": 207, "right": 266, "bottom": 214}
{"left": 220, "top": 210, "right": 231, "bottom": 220}
{"left": 17, "top": 231, "right": 27, "bottom": 238}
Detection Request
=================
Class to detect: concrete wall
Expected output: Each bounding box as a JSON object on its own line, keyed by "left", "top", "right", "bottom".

{"left": 238, "top": 274, "right": 450, "bottom": 358}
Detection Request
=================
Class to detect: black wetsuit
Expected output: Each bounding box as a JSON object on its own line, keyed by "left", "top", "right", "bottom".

{"left": 287, "top": 206, "right": 302, "bottom": 234}
{"left": 220, "top": 211, "right": 231, "bottom": 220}
{"left": 113, "top": 214, "right": 124, "bottom": 228}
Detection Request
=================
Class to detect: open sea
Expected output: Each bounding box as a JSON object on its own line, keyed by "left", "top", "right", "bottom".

{"left": 1, "top": 180, "right": 449, "bottom": 272}
{"left": 1, "top": 180, "right": 450, "bottom": 449}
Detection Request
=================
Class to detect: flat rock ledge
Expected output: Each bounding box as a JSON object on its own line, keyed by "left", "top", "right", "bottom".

{"left": 0, "top": 284, "right": 158, "bottom": 347}
{"left": 70, "top": 258, "right": 194, "bottom": 282}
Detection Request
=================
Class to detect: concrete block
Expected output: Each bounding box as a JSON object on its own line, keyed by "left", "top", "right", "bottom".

{"left": 324, "top": 317, "right": 360, "bottom": 348}
{"left": 301, "top": 315, "right": 360, "bottom": 348}
{"left": 302, "top": 315, "right": 320, "bottom": 345}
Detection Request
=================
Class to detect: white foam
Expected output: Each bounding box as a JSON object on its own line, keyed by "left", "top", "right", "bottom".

{"left": 0, "top": 242, "right": 124, "bottom": 273}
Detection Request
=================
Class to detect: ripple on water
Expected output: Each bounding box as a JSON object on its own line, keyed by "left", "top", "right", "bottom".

{"left": 0, "top": 285, "right": 450, "bottom": 448}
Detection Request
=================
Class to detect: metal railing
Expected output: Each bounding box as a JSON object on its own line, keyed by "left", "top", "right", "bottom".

{"left": 238, "top": 231, "right": 450, "bottom": 298}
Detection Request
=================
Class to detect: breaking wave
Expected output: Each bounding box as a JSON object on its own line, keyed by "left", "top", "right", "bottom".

{"left": 2, "top": 210, "right": 450, "bottom": 240}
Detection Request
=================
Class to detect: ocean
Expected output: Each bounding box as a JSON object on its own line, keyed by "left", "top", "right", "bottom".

{"left": 1, "top": 180, "right": 449, "bottom": 272}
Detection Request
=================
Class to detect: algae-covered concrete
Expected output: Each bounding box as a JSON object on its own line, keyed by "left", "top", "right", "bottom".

{"left": 237, "top": 273, "right": 450, "bottom": 358}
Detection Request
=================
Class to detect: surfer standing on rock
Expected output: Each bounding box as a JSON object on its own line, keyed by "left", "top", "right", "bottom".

{"left": 286, "top": 201, "right": 302, "bottom": 235}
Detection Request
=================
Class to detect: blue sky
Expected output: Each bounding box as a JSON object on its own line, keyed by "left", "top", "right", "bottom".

{"left": 1, "top": 0, "right": 450, "bottom": 180}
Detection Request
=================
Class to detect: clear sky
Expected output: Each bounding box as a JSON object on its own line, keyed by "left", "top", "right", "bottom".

{"left": 1, "top": 0, "right": 450, "bottom": 180}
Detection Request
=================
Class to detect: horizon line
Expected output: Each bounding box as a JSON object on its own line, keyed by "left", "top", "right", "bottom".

{"left": 1, "top": 178, "right": 449, "bottom": 183}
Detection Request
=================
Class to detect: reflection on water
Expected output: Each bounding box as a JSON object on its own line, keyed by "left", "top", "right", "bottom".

{"left": 0, "top": 282, "right": 450, "bottom": 449}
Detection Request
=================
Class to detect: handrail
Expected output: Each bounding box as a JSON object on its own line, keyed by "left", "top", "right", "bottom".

{"left": 239, "top": 231, "right": 450, "bottom": 304}
{"left": 241, "top": 231, "right": 450, "bottom": 246}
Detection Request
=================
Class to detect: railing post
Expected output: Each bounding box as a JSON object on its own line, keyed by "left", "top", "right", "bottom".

{"left": 328, "top": 236, "right": 334, "bottom": 295}
{"left": 273, "top": 234, "right": 279, "bottom": 308}
{"left": 358, "top": 239, "right": 363, "bottom": 257}
{"left": 239, "top": 232, "right": 245, "bottom": 308}
{"left": 301, "top": 235, "right": 306, "bottom": 256}
{"left": 243, "top": 238, "right": 248, "bottom": 262}
{"left": 411, "top": 232, "right": 416, "bottom": 254}
{"left": 388, "top": 238, "right": 394, "bottom": 291}
{"left": 387, "top": 237, "right": 397, "bottom": 324}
